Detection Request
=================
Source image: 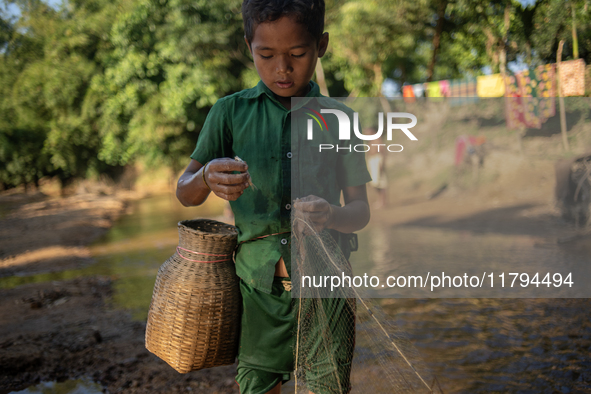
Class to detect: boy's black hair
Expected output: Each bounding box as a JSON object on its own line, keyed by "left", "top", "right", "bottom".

{"left": 242, "top": 0, "right": 325, "bottom": 44}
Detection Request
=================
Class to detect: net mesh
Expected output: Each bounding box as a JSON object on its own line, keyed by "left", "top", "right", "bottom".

{"left": 291, "top": 210, "right": 441, "bottom": 393}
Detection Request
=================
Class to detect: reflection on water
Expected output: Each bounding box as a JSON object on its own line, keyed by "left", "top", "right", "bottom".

{"left": 4, "top": 194, "right": 591, "bottom": 392}
{"left": 344, "top": 221, "right": 591, "bottom": 391}
{"left": 379, "top": 298, "right": 591, "bottom": 393}
{"left": 0, "top": 194, "right": 226, "bottom": 319}
{"left": 353, "top": 224, "right": 591, "bottom": 297}
{"left": 9, "top": 378, "right": 102, "bottom": 394}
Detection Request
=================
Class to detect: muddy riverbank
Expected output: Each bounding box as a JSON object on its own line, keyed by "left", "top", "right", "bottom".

{"left": 1, "top": 135, "right": 590, "bottom": 393}
{"left": 0, "top": 191, "right": 237, "bottom": 393}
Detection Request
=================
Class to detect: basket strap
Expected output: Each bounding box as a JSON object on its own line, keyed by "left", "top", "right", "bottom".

{"left": 176, "top": 247, "right": 232, "bottom": 263}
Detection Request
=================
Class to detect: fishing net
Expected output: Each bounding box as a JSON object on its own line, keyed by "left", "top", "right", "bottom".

{"left": 291, "top": 210, "right": 441, "bottom": 393}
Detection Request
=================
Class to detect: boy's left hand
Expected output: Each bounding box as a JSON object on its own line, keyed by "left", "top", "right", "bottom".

{"left": 293, "top": 195, "right": 333, "bottom": 233}
{"left": 293, "top": 185, "right": 370, "bottom": 235}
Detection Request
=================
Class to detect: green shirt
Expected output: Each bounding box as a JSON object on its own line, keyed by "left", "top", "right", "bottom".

{"left": 191, "top": 80, "right": 371, "bottom": 293}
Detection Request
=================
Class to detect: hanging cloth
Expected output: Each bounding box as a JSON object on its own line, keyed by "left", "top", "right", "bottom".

{"left": 477, "top": 74, "right": 506, "bottom": 97}
{"left": 402, "top": 85, "right": 416, "bottom": 103}
{"left": 558, "top": 59, "right": 586, "bottom": 97}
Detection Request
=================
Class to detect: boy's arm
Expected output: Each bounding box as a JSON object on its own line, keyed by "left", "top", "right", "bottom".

{"left": 176, "top": 159, "right": 251, "bottom": 206}
{"left": 331, "top": 184, "right": 371, "bottom": 233}
{"left": 293, "top": 184, "right": 370, "bottom": 234}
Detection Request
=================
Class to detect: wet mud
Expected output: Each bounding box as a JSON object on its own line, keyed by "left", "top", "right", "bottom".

{"left": 0, "top": 192, "right": 238, "bottom": 393}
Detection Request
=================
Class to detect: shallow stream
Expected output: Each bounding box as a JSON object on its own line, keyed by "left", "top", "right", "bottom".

{"left": 7, "top": 194, "right": 591, "bottom": 393}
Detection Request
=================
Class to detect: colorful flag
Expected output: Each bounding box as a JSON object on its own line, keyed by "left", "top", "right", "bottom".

{"left": 504, "top": 65, "right": 556, "bottom": 130}
{"left": 426, "top": 81, "right": 442, "bottom": 98}
{"left": 534, "top": 63, "right": 557, "bottom": 120}
{"left": 439, "top": 80, "right": 450, "bottom": 97}
{"left": 448, "top": 78, "right": 478, "bottom": 106}
{"left": 515, "top": 69, "right": 543, "bottom": 128}
{"left": 412, "top": 83, "right": 425, "bottom": 98}
{"left": 558, "top": 59, "right": 586, "bottom": 96}
{"left": 477, "top": 74, "right": 506, "bottom": 97}
{"left": 504, "top": 72, "right": 527, "bottom": 130}
{"left": 402, "top": 85, "right": 415, "bottom": 103}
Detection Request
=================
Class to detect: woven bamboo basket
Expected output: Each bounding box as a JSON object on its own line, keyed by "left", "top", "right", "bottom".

{"left": 145, "top": 219, "right": 241, "bottom": 373}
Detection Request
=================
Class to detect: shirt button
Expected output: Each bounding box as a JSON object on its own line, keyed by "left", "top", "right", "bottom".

{"left": 287, "top": 152, "right": 292, "bottom": 159}
{"left": 281, "top": 238, "right": 288, "bottom": 245}
{"left": 285, "top": 203, "right": 291, "bottom": 210}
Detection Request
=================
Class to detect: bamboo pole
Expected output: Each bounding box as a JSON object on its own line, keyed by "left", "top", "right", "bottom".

{"left": 557, "top": 40, "right": 570, "bottom": 152}
{"left": 572, "top": 1, "right": 579, "bottom": 59}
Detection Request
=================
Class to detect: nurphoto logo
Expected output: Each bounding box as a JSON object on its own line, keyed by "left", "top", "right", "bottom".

{"left": 305, "top": 108, "right": 418, "bottom": 153}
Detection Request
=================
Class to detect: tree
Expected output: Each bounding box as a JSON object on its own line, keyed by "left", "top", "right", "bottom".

{"left": 443, "top": 0, "right": 528, "bottom": 75}
{"left": 0, "top": 0, "right": 121, "bottom": 188}
{"left": 92, "top": 0, "right": 247, "bottom": 173}
{"left": 426, "top": 0, "right": 450, "bottom": 82}
{"left": 531, "top": 0, "right": 591, "bottom": 64}
{"left": 326, "top": 0, "right": 430, "bottom": 96}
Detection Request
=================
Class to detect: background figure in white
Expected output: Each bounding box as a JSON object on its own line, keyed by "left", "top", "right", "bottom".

{"left": 367, "top": 132, "right": 388, "bottom": 209}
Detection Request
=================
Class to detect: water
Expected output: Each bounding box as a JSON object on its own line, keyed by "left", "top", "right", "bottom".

{"left": 4, "top": 194, "right": 591, "bottom": 392}
{"left": 88, "top": 194, "right": 227, "bottom": 319}
{"left": 9, "top": 378, "right": 102, "bottom": 394}
{"left": 344, "top": 222, "right": 591, "bottom": 392}
{"left": 352, "top": 224, "right": 591, "bottom": 298}
{"left": 0, "top": 194, "right": 227, "bottom": 319}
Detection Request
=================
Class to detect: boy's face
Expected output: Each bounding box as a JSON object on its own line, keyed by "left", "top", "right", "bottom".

{"left": 246, "top": 16, "right": 328, "bottom": 107}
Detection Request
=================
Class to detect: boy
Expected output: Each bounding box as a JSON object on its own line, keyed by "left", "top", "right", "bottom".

{"left": 176, "top": 1, "right": 371, "bottom": 393}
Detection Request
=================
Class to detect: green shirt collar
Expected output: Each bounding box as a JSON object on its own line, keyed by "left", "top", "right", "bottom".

{"left": 241, "top": 80, "right": 322, "bottom": 111}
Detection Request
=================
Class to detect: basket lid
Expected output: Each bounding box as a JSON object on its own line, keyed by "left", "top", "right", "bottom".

{"left": 178, "top": 219, "right": 238, "bottom": 236}
{"left": 177, "top": 219, "right": 238, "bottom": 256}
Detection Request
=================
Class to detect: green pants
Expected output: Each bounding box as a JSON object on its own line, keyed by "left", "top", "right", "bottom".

{"left": 236, "top": 278, "right": 356, "bottom": 394}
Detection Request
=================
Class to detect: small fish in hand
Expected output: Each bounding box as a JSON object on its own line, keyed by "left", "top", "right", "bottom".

{"left": 234, "top": 156, "right": 258, "bottom": 190}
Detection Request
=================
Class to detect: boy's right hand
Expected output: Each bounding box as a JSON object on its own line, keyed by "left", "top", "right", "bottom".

{"left": 203, "top": 158, "right": 251, "bottom": 201}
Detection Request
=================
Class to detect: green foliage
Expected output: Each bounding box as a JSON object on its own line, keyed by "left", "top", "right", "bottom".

{"left": 91, "top": 0, "right": 246, "bottom": 171}
{"left": 1, "top": 0, "right": 249, "bottom": 188}
{"left": 326, "top": 0, "right": 430, "bottom": 95}
{"left": 0, "top": 0, "right": 119, "bottom": 187}
{"left": 0, "top": 0, "right": 589, "bottom": 189}
{"left": 531, "top": 0, "right": 591, "bottom": 63}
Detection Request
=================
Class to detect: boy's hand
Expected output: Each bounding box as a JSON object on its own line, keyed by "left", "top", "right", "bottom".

{"left": 293, "top": 195, "right": 334, "bottom": 234}
{"left": 292, "top": 186, "right": 370, "bottom": 235}
{"left": 204, "top": 158, "right": 251, "bottom": 201}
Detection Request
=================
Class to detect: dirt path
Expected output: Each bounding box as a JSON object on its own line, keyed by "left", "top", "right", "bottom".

{"left": 0, "top": 192, "right": 237, "bottom": 393}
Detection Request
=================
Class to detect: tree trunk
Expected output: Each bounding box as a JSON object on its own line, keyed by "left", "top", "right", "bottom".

{"left": 499, "top": 3, "right": 511, "bottom": 76}
{"left": 557, "top": 40, "right": 570, "bottom": 151}
{"left": 373, "top": 63, "right": 384, "bottom": 97}
{"left": 484, "top": 27, "right": 498, "bottom": 72}
{"left": 373, "top": 63, "right": 391, "bottom": 112}
{"left": 399, "top": 62, "right": 407, "bottom": 89}
{"left": 525, "top": 41, "right": 532, "bottom": 65}
{"left": 572, "top": 1, "right": 579, "bottom": 59}
{"left": 426, "top": 0, "right": 448, "bottom": 82}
